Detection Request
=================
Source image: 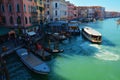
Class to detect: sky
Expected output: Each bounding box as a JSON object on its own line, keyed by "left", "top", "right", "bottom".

{"left": 66, "top": 0, "right": 120, "bottom": 12}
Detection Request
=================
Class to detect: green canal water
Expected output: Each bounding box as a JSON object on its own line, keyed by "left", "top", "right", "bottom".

{"left": 4, "top": 18, "right": 120, "bottom": 80}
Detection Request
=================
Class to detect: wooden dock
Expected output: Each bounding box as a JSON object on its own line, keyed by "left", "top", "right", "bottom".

{"left": 1, "top": 45, "right": 24, "bottom": 57}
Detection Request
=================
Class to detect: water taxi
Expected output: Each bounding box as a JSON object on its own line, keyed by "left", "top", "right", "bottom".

{"left": 82, "top": 27, "right": 102, "bottom": 43}
{"left": 16, "top": 48, "right": 50, "bottom": 74}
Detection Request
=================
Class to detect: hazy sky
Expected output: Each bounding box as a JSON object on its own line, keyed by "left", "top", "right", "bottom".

{"left": 66, "top": 0, "right": 120, "bottom": 12}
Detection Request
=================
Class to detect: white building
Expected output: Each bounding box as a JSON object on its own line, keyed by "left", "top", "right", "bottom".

{"left": 50, "top": 0, "right": 68, "bottom": 21}
{"left": 44, "top": 0, "right": 51, "bottom": 22}
{"left": 87, "top": 8, "right": 95, "bottom": 18}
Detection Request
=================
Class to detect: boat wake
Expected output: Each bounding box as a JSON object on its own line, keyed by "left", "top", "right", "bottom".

{"left": 95, "top": 50, "right": 119, "bottom": 61}
{"left": 91, "top": 44, "right": 120, "bottom": 61}
{"left": 89, "top": 44, "right": 119, "bottom": 61}
{"left": 80, "top": 42, "right": 120, "bottom": 61}
{"left": 89, "top": 44, "right": 101, "bottom": 49}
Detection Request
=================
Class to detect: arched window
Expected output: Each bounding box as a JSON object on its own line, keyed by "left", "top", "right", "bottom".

{"left": 8, "top": 4, "right": 12, "bottom": 12}
{"left": 1, "top": 4, "right": 5, "bottom": 12}
{"left": 16, "top": 4, "right": 20, "bottom": 12}
{"left": 25, "top": 17, "right": 28, "bottom": 24}
{"left": 17, "top": 16, "right": 21, "bottom": 24}
{"left": 10, "top": 16, "right": 13, "bottom": 24}
{"left": 55, "top": 3, "right": 57, "bottom": 8}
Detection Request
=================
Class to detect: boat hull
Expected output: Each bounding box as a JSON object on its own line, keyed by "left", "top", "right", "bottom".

{"left": 16, "top": 48, "right": 50, "bottom": 74}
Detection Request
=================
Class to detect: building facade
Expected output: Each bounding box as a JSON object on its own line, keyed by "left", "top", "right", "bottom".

{"left": 77, "top": 6, "right": 88, "bottom": 19}
{"left": 36, "top": 0, "right": 44, "bottom": 24}
{"left": 44, "top": 0, "right": 68, "bottom": 22}
{"left": 44, "top": 0, "right": 51, "bottom": 22}
{"left": 78, "top": 6, "right": 105, "bottom": 19}
{"left": 105, "top": 11, "right": 120, "bottom": 18}
{"left": 93, "top": 6, "right": 105, "bottom": 19}
{"left": 66, "top": 1, "right": 78, "bottom": 20}
{"left": 0, "top": 0, "right": 24, "bottom": 27}
{"left": 0, "top": 0, "right": 44, "bottom": 30}
{"left": 50, "top": 0, "right": 68, "bottom": 22}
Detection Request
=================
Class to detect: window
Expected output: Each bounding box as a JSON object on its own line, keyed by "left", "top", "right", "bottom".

{"left": 28, "top": 5, "right": 31, "bottom": 12}
{"left": 40, "top": 0, "right": 42, "bottom": 5}
{"left": 31, "top": 6, "right": 33, "bottom": 12}
{"left": 28, "top": 0, "right": 32, "bottom": 1}
{"left": 10, "top": 16, "right": 13, "bottom": 24}
{"left": 8, "top": 4, "right": 12, "bottom": 12}
{"left": 47, "top": 0, "right": 49, "bottom": 2}
{"left": 24, "top": 4, "right": 26, "bottom": 12}
{"left": 2, "top": 16, "right": 6, "bottom": 24}
{"left": 39, "top": 7, "right": 43, "bottom": 12}
{"left": 55, "top": 3, "right": 57, "bottom": 8}
{"left": 37, "top": 6, "right": 39, "bottom": 10}
{"left": 25, "top": 17, "right": 28, "bottom": 24}
{"left": 17, "top": 16, "right": 21, "bottom": 24}
{"left": 55, "top": 10, "right": 57, "bottom": 16}
{"left": 55, "top": 18, "right": 58, "bottom": 21}
{"left": 1, "top": 4, "right": 5, "bottom": 12}
{"left": 34, "top": 0, "right": 37, "bottom": 2}
{"left": 16, "top": 4, "right": 20, "bottom": 12}
{"left": 47, "top": 4, "right": 49, "bottom": 8}
{"left": 47, "top": 11, "right": 49, "bottom": 15}
{"left": 29, "top": 17, "right": 32, "bottom": 23}
{"left": 65, "top": 11, "right": 66, "bottom": 15}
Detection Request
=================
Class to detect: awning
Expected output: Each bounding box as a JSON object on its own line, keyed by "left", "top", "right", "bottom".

{"left": 0, "top": 27, "right": 12, "bottom": 36}
{"left": 48, "top": 21, "right": 68, "bottom": 27}
{"left": 26, "top": 31, "right": 36, "bottom": 36}
{"left": 26, "top": 25, "right": 39, "bottom": 29}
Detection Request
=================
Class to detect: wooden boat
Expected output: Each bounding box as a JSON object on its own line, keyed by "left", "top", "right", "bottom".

{"left": 34, "top": 44, "right": 51, "bottom": 60}
{"left": 82, "top": 27, "right": 102, "bottom": 43}
{"left": 16, "top": 48, "right": 50, "bottom": 74}
{"left": 34, "top": 49, "right": 51, "bottom": 60}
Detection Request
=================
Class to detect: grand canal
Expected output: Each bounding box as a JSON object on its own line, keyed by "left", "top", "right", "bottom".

{"left": 4, "top": 18, "right": 120, "bottom": 80}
